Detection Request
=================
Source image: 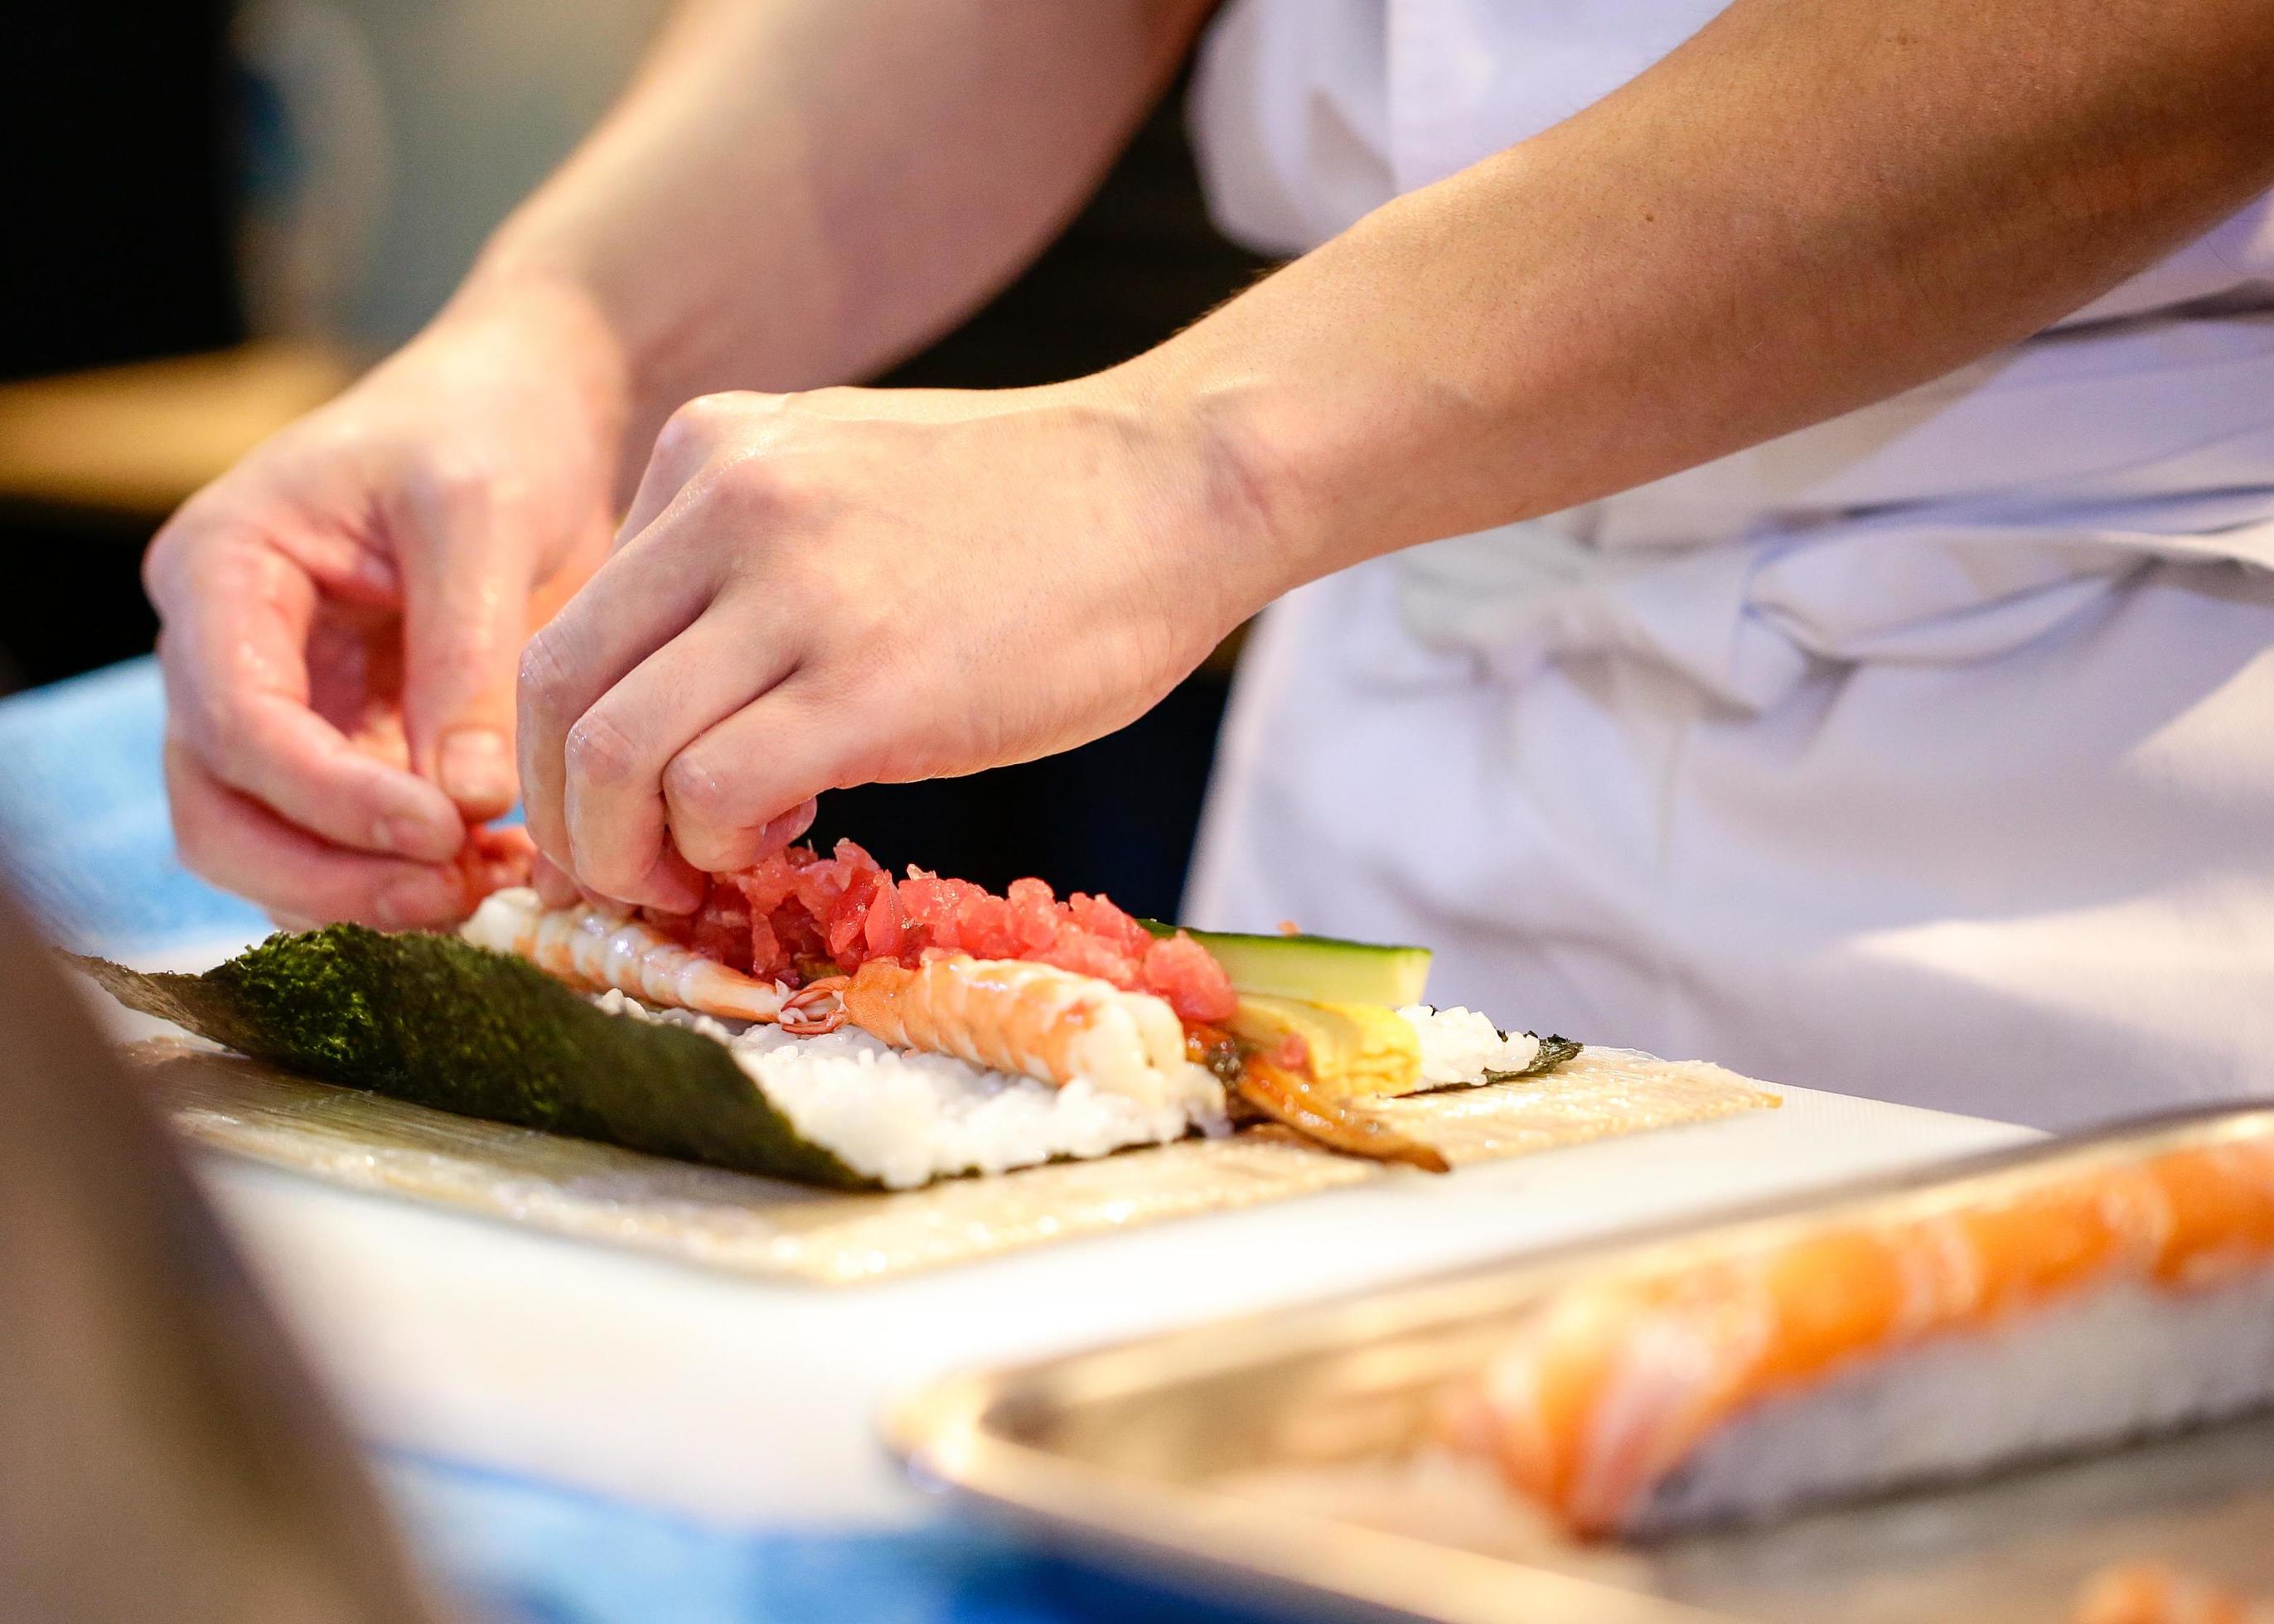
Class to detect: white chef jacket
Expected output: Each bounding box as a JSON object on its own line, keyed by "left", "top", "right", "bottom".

{"left": 1180, "top": 0, "right": 2274, "bottom": 1129}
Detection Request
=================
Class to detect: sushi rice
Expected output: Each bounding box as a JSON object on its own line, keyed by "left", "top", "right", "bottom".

{"left": 1633, "top": 1265, "right": 2274, "bottom": 1536}
{"left": 599, "top": 990, "right": 1536, "bottom": 1188}
{"left": 1402, "top": 1005, "right": 1542, "bottom": 1087}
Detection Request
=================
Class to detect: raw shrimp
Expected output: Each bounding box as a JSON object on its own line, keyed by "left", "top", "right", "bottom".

{"left": 462, "top": 887, "right": 793, "bottom": 1024}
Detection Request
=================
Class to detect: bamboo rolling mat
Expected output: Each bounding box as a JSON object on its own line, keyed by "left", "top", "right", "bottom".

{"left": 129, "top": 1039, "right": 1778, "bottom": 1286}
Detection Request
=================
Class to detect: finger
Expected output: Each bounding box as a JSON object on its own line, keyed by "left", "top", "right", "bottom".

{"left": 760, "top": 797, "right": 819, "bottom": 857}
{"left": 394, "top": 473, "right": 544, "bottom": 822}
{"left": 152, "top": 534, "right": 464, "bottom": 862}
{"left": 531, "top": 851, "right": 582, "bottom": 910}
{"left": 166, "top": 738, "right": 470, "bottom": 928}
{"left": 663, "top": 681, "right": 873, "bottom": 873}
{"left": 559, "top": 611, "right": 798, "bottom": 908}
{"left": 515, "top": 520, "right": 732, "bottom": 874}
{"left": 164, "top": 664, "right": 466, "bottom": 863}
{"left": 615, "top": 392, "right": 777, "bottom": 546}
{"left": 673, "top": 799, "right": 818, "bottom": 875}
{"left": 527, "top": 850, "right": 628, "bottom": 914}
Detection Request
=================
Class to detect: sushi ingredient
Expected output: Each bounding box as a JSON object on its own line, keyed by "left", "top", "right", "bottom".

{"left": 1400, "top": 1009, "right": 1580, "bottom": 1086}
{"left": 1403, "top": 1005, "right": 1541, "bottom": 1085}
{"left": 75, "top": 926, "right": 1231, "bottom": 1191}
{"left": 1445, "top": 1134, "right": 2274, "bottom": 1536}
{"left": 455, "top": 850, "right": 1584, "bottom": 1173}
{"left": 1215, "top": 1003, "right": 1582, "bottom": 1172}
{"left": 603, "top": 994, "right": 1226, "bottom": 1189}
{"left": 73, "top": 926, "right": 870, "bottom": 1187}
{"left": 457, "top": 884, "right": 1449, "bottom": 1169}
{"left": 1142, "top": 921, "right": 1434, "bottom": 1006}
{"left": 1235, "top": 1052, "right": 1449, "bottom": 1174}
{"left": 673, "top": 843, "right": 1237, "bottom": 1025}
{"left": 452, "top": 820, "right": 539, "bottom": 907}
{"left": 1496, "top": 1034, "right": 1583, "bottom": 1080}
{"left": 2073, "top": 1564, "right": 2272, "bottom": 1624}
{"left": 1226, "top": 995, "right": 1424, "bottom": 1098}
{"left": 835, "top": 955, "right": 1222, "bottom": 1116}
{"left": 462, "top": 887, "right": 793, "bottom": 1023}
{"left": 834, "top": 965, "right": 1448, "bottom": 1172}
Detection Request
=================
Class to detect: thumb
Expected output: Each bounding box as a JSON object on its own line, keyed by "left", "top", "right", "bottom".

{"left": 399, "top": 501, "right": 543, "bottom": 824}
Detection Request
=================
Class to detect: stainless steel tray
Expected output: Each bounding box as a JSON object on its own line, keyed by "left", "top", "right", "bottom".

{"left": 885, "top": 1106, "right": 2274, "bottom": 1623}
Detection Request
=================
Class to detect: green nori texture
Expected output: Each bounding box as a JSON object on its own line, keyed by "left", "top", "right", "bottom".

{"left": 74, "top": 926, "right": 873, "bottom": 1190}
{"left": 1483, "top": 1033, "right": 1583, "bottom": 1085}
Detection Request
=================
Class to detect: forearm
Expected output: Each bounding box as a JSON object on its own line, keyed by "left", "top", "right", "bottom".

{"left": 453, "top": 0, "right": 1211, "bottom": 482}
{"left": 1135, "top": 0, "right": 2274, "bottom": 594}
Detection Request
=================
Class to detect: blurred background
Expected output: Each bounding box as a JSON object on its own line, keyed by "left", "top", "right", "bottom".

{"left": 0, "top": 0, "right": 1270, "bottom": 919}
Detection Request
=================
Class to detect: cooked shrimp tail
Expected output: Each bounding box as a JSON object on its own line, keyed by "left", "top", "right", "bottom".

{"left": 780, "top": 977, "right": 848, "bottom": 1036}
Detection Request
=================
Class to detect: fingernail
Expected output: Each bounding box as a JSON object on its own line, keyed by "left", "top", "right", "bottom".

{"left": 375, "top": 872, "right": 457, "bottom": 930}
{"left": 440, "top": 728, "right": 516, "bottom": 813}
{"left": 761, "top": 799, "right": 818, "bottom": 853}
{"left": 379, "top": 815, "right": 450, "bottom": 858}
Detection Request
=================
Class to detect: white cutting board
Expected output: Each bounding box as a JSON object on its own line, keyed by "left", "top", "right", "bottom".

{"left": 192, "top": 1083, "right": 2034, "bottom": 1528}
{"left": 92, "top": 930, "right": 2035, "bottom": 1529}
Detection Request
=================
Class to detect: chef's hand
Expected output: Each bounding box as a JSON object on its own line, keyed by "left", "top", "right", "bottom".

{"left": 144, "top": 292, "right": 622, "bottom": 928}
{"left": 517, "top": 379, "right": 1274, "bottom": 911}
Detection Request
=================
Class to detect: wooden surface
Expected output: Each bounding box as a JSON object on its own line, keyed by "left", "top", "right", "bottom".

{"left": 0, "top": 341, "right": 353, "bottom": 517}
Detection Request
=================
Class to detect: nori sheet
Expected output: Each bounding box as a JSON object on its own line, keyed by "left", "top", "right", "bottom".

{"left": 73, "top": 926, "right": 873, "bottom": 1190}
{"left": 1484, "top": 1033, "right": 1584, "bottom": 1085}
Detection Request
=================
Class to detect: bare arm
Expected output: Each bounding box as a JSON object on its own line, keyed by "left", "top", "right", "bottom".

{"left": 467, "top": 0, "right": 1217, "bottom": 484}
{"left": 147, "top": 0, "right": 1203, "bottom": 928}
{"left": 1139, "top": 0, "right": 2274, "bottom": 586}
{"left": 520, "top": 0, "right": 2274, "bottom": 905}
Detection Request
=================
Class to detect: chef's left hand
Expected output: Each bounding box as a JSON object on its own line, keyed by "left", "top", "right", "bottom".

{"left": 516, "top": 378, "right": 1277, "bottom": 911}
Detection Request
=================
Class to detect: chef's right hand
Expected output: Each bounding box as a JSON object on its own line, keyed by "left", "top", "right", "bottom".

{"left": 144, "top": 290, "right": 624, "bottom": 929}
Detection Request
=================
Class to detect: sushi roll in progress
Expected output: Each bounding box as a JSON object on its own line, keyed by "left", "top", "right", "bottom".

{"left": 1442, "top": 1125, "right": 2274, "bottom": 1537}
{"left": 462, "top": 841, "right": 1580, "bottom": 1172}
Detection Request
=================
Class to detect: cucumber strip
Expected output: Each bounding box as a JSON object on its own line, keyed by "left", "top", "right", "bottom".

{"left": 1141, "top": 919, "right": 1432, "bottom": 1006}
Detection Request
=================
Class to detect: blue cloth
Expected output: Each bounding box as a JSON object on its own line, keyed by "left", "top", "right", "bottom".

{"left": 0, "top": 658, "right": 265, "bottom": 951}
{"left": 383, "top": 1455, "right": 1274, "bottom": 1624}
{"left": 0, "top": 658, "right": 1280, "bottom": 1624}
